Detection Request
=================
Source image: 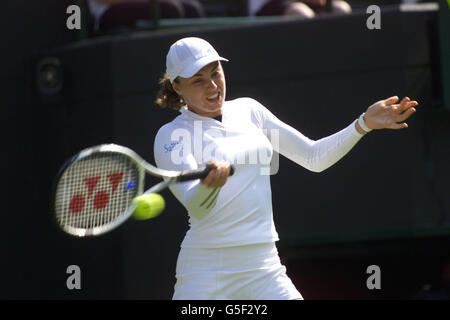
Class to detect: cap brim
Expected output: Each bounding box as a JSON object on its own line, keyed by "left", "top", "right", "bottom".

{"left": 179, "top": 56, "right": 229, "bottom": 79}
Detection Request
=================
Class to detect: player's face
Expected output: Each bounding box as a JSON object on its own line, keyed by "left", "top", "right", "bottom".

{"left": 173, "top": 61, "right": 226, "bottom": 117}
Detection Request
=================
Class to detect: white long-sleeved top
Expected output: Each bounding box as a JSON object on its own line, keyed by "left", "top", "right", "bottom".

{"left": 154, "top": 97, "right": 364, "bottom": 248}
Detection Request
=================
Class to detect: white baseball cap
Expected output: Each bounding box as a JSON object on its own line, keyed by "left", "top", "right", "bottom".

{"left": 166, "top": 37, "right": 228, "bottom": 83}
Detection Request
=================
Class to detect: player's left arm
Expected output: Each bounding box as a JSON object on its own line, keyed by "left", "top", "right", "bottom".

{"left": 251, "top": 96, "right": 418, "bottom": 173}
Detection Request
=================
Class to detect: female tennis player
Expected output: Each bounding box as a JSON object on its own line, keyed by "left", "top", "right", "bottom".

{"left": 153, "top": 37, "right": 418, "bottom": 300}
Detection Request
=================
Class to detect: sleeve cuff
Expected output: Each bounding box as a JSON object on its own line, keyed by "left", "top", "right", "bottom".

{"left": 352, "top": 119, "right": 365, "bottom": 138}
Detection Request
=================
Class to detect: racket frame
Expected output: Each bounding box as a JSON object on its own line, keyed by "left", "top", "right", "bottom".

{"left": 52, "top": 144, "right": 231, "bottom": 237}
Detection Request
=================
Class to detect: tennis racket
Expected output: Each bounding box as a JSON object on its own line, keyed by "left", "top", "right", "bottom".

{"left": 52, "top": 143, "right": 234, "bottom": 237}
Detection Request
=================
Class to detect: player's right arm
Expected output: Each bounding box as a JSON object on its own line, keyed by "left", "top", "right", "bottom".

{"left": 153, "top": 124, "right": 231, "bottom": 219}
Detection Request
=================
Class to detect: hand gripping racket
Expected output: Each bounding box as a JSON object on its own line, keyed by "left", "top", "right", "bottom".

{"left": 52, "top": 144, "right": 234, "bottom": 237}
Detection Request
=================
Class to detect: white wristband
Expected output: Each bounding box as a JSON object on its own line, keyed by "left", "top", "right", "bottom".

{"left": 358, "top": 113, "right": 372, "bottom": 133}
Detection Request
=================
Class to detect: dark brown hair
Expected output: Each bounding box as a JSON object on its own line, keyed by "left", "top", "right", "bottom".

{"left": 155, "top": 74, "right": 183, "bottom": 111}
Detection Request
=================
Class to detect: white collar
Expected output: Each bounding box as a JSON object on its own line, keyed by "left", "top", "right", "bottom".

{"left": 179, "top": 104, "right": 225, "bottom": 123}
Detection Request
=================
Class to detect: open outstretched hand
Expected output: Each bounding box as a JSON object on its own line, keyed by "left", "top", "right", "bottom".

{"left": 364, "top": 96, "right": 419, "bottom": 130}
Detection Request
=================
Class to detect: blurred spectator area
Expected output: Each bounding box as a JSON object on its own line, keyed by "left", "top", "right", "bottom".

{"left": 197, "top": 0, "right": 419, "bottom": 16}
{"left": 77, "top": 0, "right": 412, "bottom": 22}
{"left": 74, "top": 0, "right": 437, "bottom": 39}
{"left": 193, "top": 0, "right": 407, "bottom": 17}
{"left": 199, "top": 0, "right": 248, "bottom": 16}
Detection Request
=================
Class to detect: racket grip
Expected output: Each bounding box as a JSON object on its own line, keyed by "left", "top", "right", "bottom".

{"left": 178, "top": 165, "right": 235, "bottom": 182}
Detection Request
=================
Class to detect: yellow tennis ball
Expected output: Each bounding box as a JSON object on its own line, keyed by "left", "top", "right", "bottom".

{"left": 132, "top": 193, "right": 165, "bottom": 220}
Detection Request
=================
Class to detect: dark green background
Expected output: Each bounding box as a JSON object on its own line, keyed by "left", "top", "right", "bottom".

{"left": 2, "top": 1, "right": 449, "bottom": 299}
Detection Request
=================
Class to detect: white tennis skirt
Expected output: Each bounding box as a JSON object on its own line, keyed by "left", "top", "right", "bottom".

{"left": 173, "top": 242, "right": 303, "bottom": 300}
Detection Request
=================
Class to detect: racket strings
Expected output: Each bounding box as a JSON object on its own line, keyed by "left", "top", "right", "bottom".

{"left": 55, "top": 152, "right": 140, "bottom": 233}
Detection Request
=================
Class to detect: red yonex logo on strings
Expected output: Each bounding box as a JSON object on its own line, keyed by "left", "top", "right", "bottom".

{"left": 69, "top": 172, "right": 124, "bottom": 214}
